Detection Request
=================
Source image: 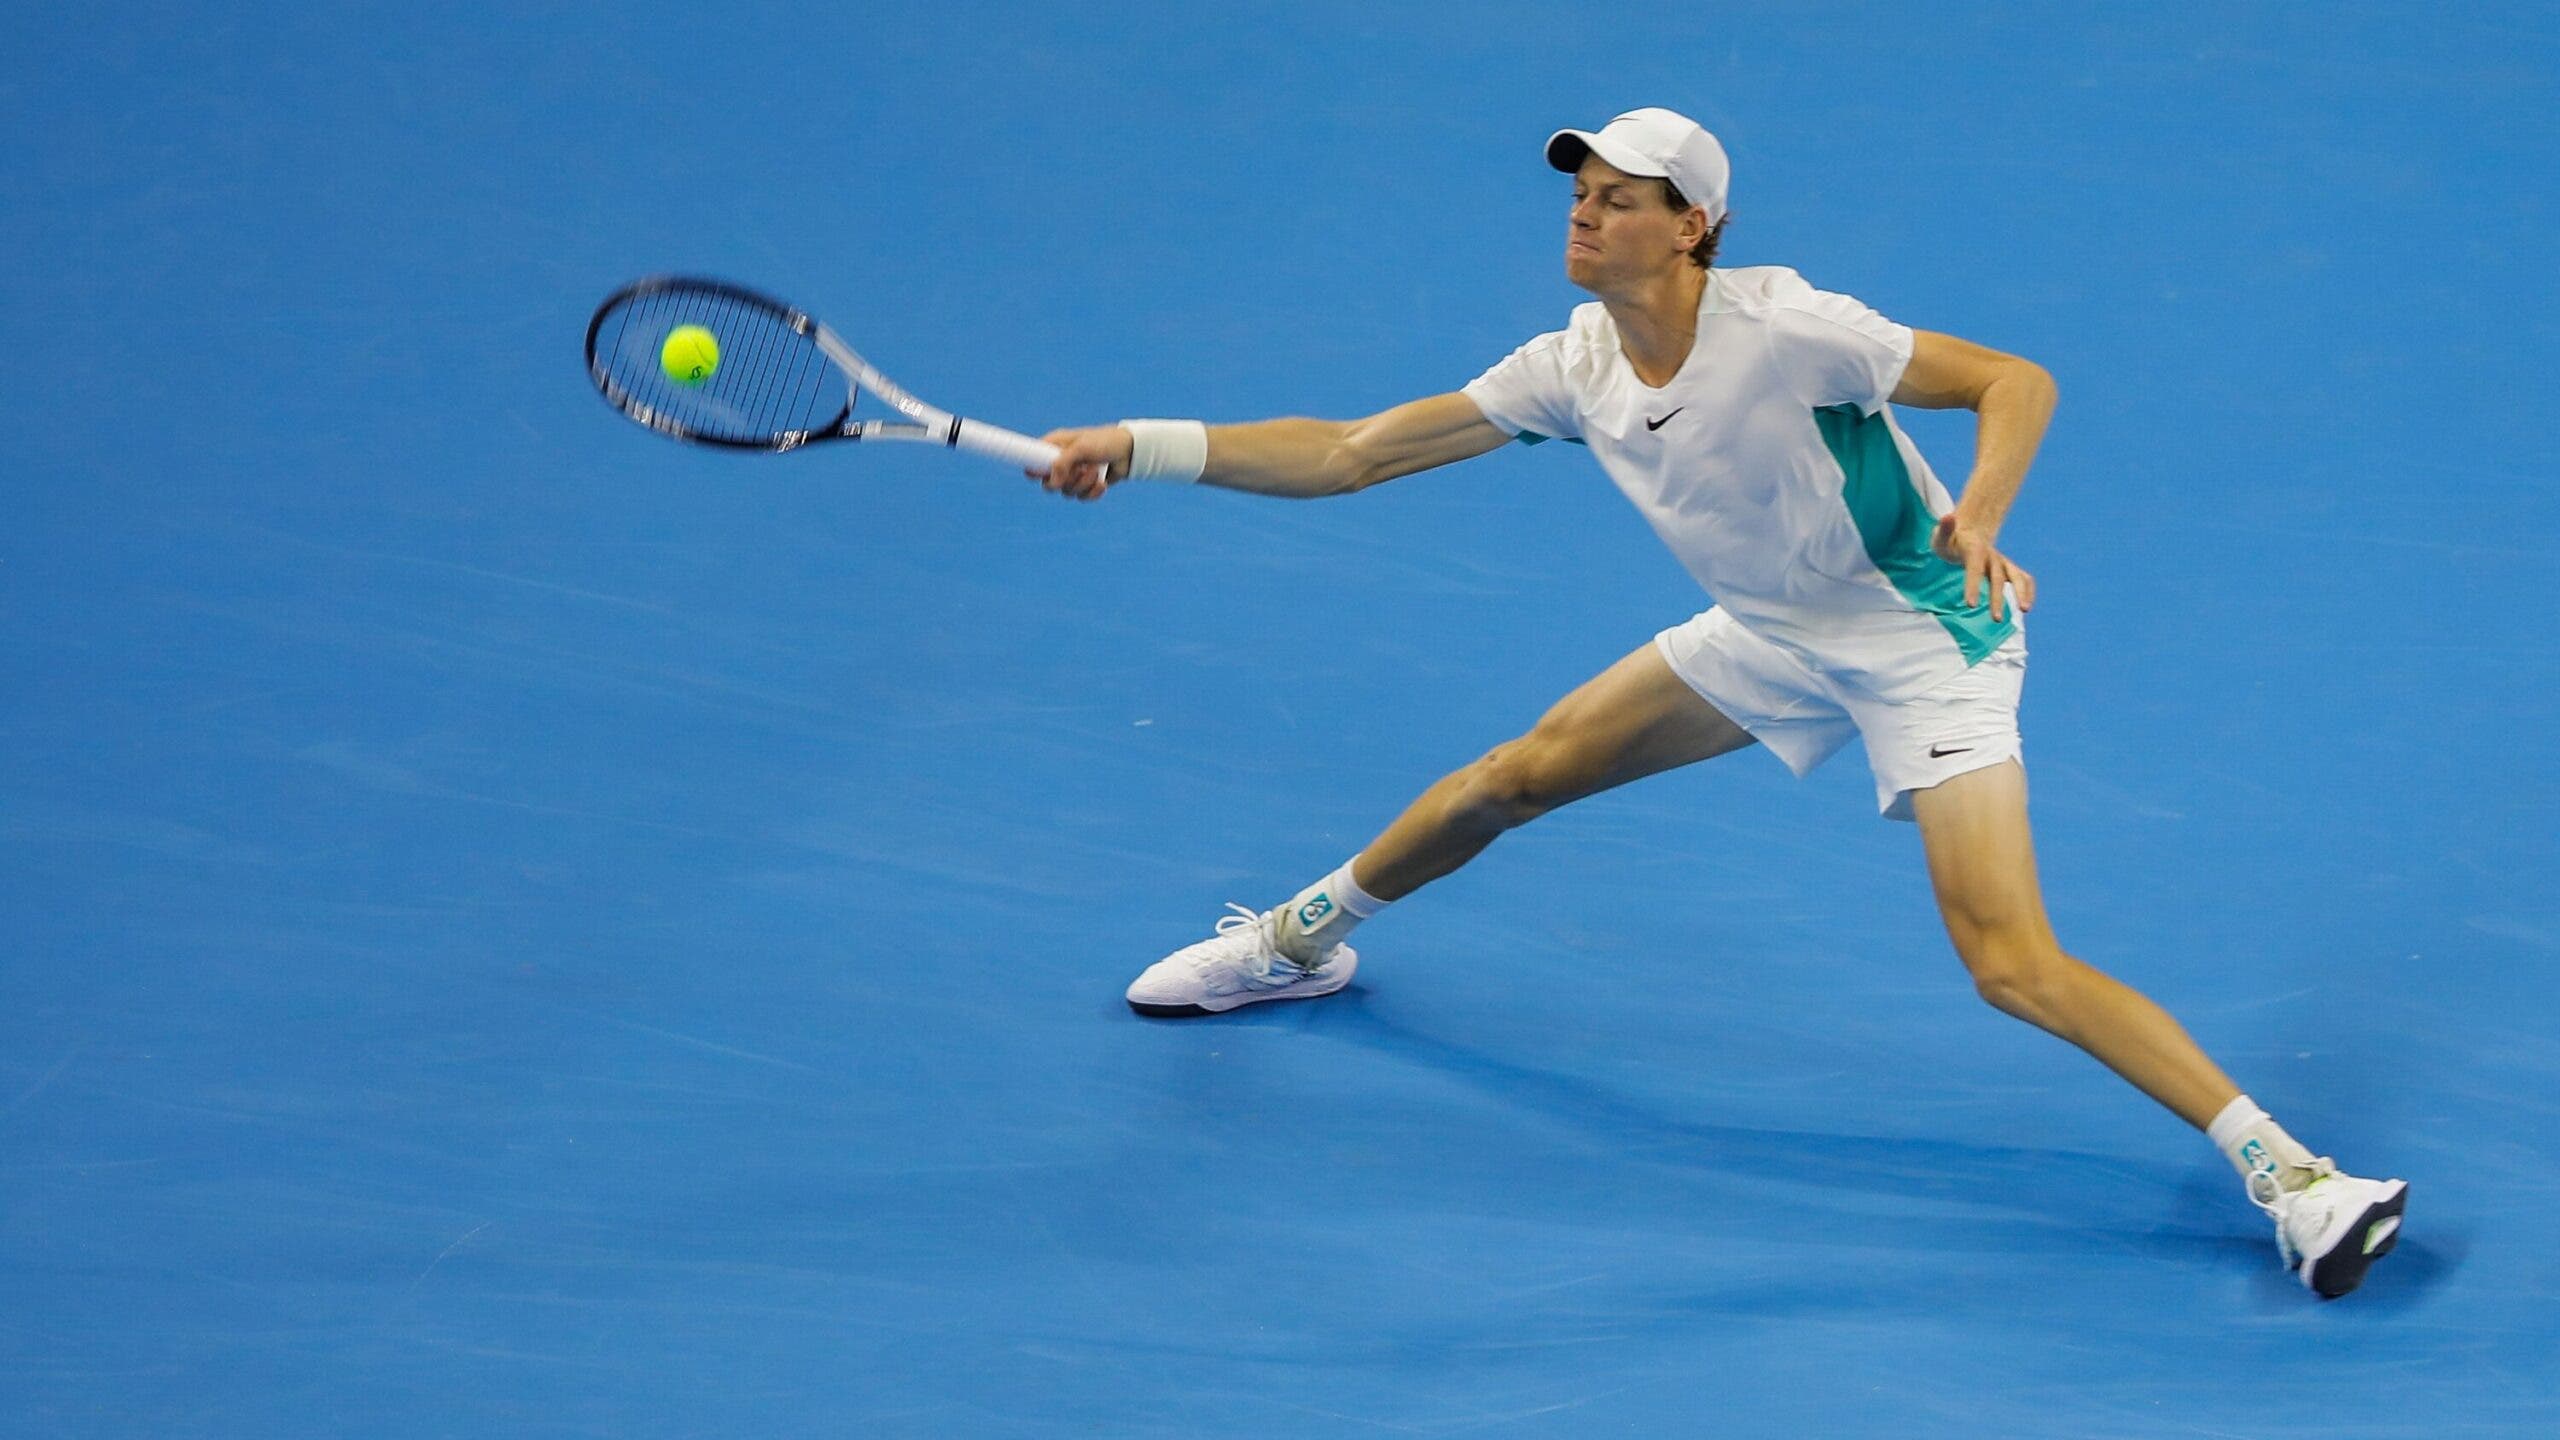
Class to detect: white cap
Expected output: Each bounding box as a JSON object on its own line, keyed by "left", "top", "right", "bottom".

{"left": 1546, "top": 107, "right": 1730, "bottom": 224}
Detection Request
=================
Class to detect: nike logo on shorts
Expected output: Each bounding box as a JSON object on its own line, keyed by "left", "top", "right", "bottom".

{"left": 1929, "top": 744, "right": 1973, "bottom": 758}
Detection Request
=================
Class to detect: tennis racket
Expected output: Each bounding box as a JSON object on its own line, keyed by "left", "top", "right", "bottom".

{"left": 584, "top": 276, "right": 1059, "bottom": 472}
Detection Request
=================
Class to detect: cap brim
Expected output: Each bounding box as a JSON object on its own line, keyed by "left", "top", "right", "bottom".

{"left": 1544, "top": 127, "right": 1667, "bottom": 179}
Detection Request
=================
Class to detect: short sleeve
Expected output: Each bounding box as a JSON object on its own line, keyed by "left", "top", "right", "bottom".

{"left": 1767, "top": 282, "right": 1914, "bottom": 415}
{"left": 1461, "top": 331, "right": 1582, "bottom": 444}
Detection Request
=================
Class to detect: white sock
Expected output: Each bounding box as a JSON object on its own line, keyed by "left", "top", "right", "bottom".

{"left": 1271, "top": 856, "right": 1388, "bottom": 965}
{"left": 2207, "top": 1094, "right": 2322, "bottom": 1194}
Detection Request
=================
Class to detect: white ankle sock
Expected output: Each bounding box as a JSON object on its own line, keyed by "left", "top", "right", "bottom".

{"left": 1271, "top": 856, "right": 1388, "bottom": 965}
{"left": 2207, "top": 1094, "right": 2321, "bottom": 1193}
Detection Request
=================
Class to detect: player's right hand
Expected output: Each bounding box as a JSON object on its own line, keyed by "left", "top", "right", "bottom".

{"left": 1030, "top": 426, "right": 1132, "bottom": 502}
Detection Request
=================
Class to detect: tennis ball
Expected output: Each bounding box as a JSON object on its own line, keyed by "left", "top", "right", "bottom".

{"left": 661, "top": 324, "right": 720, "bottom": 386}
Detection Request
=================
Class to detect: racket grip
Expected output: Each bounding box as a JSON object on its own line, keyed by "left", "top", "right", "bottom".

{"left": 949, "top": 418, "right": 1062, "bottom": 473}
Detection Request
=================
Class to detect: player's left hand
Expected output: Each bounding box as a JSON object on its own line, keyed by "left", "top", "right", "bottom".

{"left": 1931, "top": 513, "right": 2035, "bottom": 621}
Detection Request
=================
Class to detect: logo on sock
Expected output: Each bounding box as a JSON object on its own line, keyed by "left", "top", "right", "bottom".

{"left": 1296, "top": 894, "right": 1335, "bottom": 929}
{"left": 2240, "top": 1138, "right": 2275, "bottom": 1177}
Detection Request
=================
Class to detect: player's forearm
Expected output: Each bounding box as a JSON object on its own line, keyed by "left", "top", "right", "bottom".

{"left": 1954, "top": 361, "right": 2058, "bottom": 537}
{"left": 1200, "top": 418, "right": 1371, "bottom": 499}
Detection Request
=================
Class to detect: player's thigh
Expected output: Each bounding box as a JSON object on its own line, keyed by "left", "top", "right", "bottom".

{"left": 1518, "top": 640, "right": 1760, "bottom": 799}
{"left": 1909, "top": 759, "right": 2057, "bottom": 952}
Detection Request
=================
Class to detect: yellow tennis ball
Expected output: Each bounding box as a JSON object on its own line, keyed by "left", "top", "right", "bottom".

{"left": 660, "top": 324, "right": 720, "bottom": 386}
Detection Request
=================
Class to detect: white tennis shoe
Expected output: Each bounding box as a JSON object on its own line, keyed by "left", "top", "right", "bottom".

{"left": 1125, "top": 903, "right": 1357, "bottom": 1016}
{"left": 2251, "top": 1160, "right": 2408, "bottom": 1298}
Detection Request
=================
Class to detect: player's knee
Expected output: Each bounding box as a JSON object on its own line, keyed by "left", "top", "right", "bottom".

{"left": 1961, "top": 934, "right": 2073, "bottom": 1020}
{"left": 1467, "top": 732, "right": 1588, "bottom": 826}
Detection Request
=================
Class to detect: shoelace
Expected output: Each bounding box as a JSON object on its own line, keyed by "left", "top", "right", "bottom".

{"left": 2248, "top": 1155, "right": 2340, "bottom": 1269}
{"left": 1192, "top": 903, "right": 1311, "bottom": 983}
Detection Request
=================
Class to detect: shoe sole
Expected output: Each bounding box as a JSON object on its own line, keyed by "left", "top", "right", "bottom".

{"left": 2303, "top": 1179, "right": 2409, "bottom": 1299}
{"left": 1126, "top": 955, "right": 1356, "bottom": 1017}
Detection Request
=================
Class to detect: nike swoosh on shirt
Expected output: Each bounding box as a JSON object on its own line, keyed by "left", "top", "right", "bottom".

{"left": 1644, "top": 408, "right": 1684, "bottom": 431}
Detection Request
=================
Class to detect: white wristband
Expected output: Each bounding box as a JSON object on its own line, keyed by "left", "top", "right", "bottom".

{"left": 1120, "top": 418, "right": 1208, "bottom": 484}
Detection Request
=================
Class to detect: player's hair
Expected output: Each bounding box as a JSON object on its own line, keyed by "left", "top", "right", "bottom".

{"left": 1657, "top": 179, "right": 1728, "bottom": 269}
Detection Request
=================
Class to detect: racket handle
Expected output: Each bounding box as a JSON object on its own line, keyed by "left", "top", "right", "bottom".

{"left": 948, "top": 417, "right": 1062, "bottom": 473}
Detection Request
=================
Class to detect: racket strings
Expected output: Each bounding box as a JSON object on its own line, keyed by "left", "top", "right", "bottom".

{"left": 591, "top": 285, "right": 848, "bottom": 446}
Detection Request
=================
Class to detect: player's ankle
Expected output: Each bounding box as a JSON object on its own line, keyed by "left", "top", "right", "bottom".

{"left": 1272, "top": 856, "right": 1389, "bottom": 965}
{"left": 2207, "top": 1094, "right": 2324, "bottom": 1194}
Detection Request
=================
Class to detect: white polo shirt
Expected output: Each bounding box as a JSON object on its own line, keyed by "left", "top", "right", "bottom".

{"left": 1462, "top": 264, "right": 2019, "bottom": 703}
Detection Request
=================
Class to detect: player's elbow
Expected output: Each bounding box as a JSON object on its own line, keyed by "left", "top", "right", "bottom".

{"left": 2003, "top": 358, "right": 2058, "bottom": 410}
{"left": 1320, "top": 435, "right": 1389, "bottom": 496}
{"left": 1339, "top": 457, "right": 1392, "bottom": 495}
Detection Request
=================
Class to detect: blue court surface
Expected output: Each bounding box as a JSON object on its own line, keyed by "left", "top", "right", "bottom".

{"left": 6, "top": 3, "right": 2557, "bottom": 1435}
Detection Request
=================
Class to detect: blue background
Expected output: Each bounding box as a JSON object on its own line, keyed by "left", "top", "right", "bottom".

{"left": 5, "top": 2, "right": 2555, "bottom": 1435}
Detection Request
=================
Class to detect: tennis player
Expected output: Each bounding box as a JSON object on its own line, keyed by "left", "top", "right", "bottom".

{"left": 1033, "top": 108, "right": 2405, "bottom": 1298}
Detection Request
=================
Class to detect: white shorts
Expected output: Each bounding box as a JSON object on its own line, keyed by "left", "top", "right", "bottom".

{"left": 1652, "top": 607, "right": 2026, "bottom": 822}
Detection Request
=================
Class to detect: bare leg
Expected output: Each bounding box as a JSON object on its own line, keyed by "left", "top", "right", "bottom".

{"left": 1909, "top": 759, "right": 2241, "bottom": 1130}
{"left": 1355, "top": 642, "right": 1759, "bottom": 902}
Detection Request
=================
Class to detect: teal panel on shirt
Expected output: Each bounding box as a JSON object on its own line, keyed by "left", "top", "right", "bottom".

{"left": 1514, "top": 431, "right": 1585, "bottom": 447}
{"left": 1813, "top": 403, "right": 2017, "bottom": 664}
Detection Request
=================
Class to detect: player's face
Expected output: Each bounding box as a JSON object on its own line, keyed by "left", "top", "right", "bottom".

{"left": 1566, "top": 156, "right": 1696, "bottom": 291}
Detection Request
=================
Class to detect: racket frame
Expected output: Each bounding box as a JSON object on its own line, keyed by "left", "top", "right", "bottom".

{"left": 586, "top": 276, "right": 1060, "bottom": 471}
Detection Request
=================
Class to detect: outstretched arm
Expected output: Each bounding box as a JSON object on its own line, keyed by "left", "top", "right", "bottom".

{"left": 1892, "top": 329, "right": 2059, "bottom": 621}
{"left": 1031, "top": 392, "right": 1512, "bottom": 502}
